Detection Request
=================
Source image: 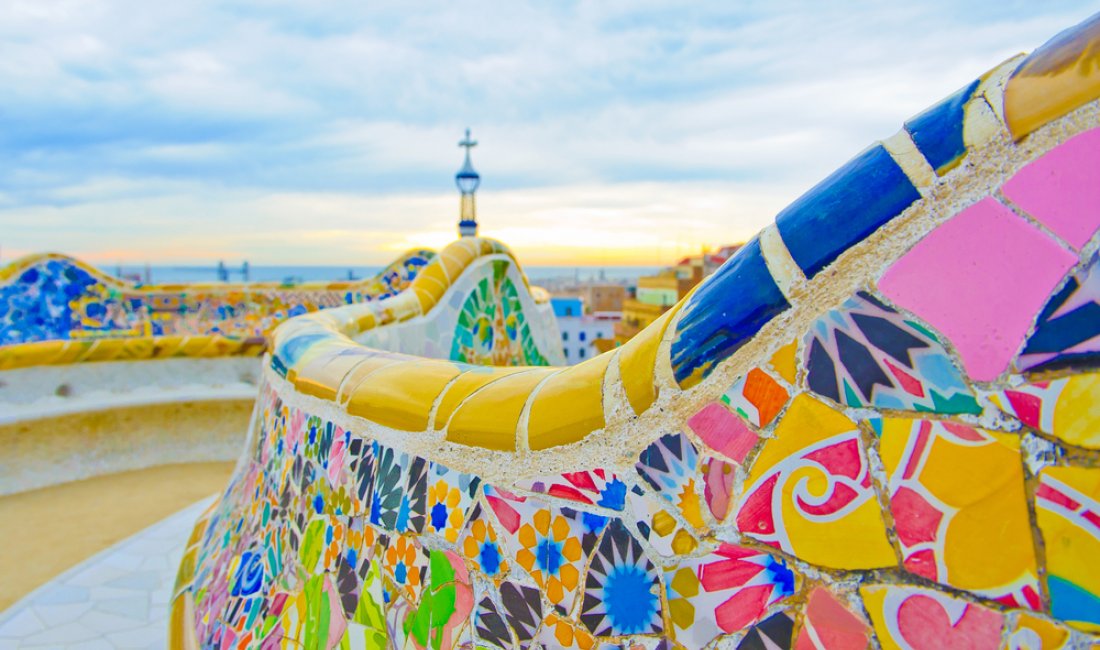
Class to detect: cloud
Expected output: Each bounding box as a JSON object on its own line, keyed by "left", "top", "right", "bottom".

{"left": 0, "top": 1, "right": 1096, "bottom": 264}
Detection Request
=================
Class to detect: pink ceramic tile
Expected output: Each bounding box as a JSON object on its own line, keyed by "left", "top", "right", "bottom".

{"left": 794, "top": 587, "right": 870, "bottom": 650}
{"left": 687, "top": 402, "right": 758, "bottom": 463}
{"left": 1001, "top": 127, "right": 1100, "bottom": 250}
{"left": 879, "top": 198, "right": 1077, "bottom": 381}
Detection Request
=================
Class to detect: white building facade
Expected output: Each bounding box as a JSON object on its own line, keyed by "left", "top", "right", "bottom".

{"left": 550, "top": 297, "right": 620, "bottom": 364}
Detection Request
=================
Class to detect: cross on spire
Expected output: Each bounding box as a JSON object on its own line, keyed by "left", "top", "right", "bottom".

{"left": 458, "top": 128, "right": 477, "bottom": 153}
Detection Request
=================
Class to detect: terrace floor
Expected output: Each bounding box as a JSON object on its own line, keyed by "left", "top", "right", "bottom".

{"left": 0, "top": 496, "right": 214, "bottom": 649}
{"left": 0, "top": 462, "right": 234, "bottom": 648}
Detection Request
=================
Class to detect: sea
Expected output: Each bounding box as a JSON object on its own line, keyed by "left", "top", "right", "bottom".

{"left": 107, "top": 264, "right": 661, "bottom": 286}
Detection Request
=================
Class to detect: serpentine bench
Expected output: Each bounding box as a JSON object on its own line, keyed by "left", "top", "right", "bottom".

{"left": 174, "top": 14, "right": 1100, "bottom": 650}
{"left": 0, "top": 249, "right": 435, "bottom": 494}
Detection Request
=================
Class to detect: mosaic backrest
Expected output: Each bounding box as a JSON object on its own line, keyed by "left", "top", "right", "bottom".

{"left": 173, "top": 14, "right": 1100, "bottom": 650}
{"left": 0, "top": 249, "right": 433, "bottom": 370}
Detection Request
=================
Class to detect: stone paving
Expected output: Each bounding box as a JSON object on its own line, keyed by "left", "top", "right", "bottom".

{"left": 0, "top": 496, "right": 214, "bottom": 649}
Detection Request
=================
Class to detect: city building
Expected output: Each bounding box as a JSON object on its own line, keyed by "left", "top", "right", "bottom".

{"left": 550, "top": 296, "right": 620, "bottom": 364}
{"left": 552, "top": 283, "right": 626, "bottom": 313}
{"left": 614, "top": 244, "right": 742, "bottom": 345}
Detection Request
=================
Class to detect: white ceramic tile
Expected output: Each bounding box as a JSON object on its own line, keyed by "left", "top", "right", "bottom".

{"left": 0, "top": 609, "right": 44, "bottom": 638}
{"left": 93, "top": 596, "right": 150, "bottom": 622}
{"left": 20, "top": 621, "right": 99, "bottom": 646}
{"left": 0, "top": 496, "right": 215, "bottom": 648}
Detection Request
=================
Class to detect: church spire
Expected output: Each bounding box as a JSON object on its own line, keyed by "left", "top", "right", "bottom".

{"left": 455, "top": 128, "right": 480, "bottom": 237}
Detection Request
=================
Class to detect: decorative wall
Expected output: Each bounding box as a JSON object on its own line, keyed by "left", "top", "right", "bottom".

{"left": 355, "top": 255, "right": 560, "bottom": 366}
{"left": 171, "top": 14, "right": 1100, "bottom": 650}
{"left": 0, "top": 249, "right": 433, "bottom": 370}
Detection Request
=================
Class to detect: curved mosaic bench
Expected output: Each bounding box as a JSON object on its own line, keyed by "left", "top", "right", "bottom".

{"left": 0, "top": 248, "right": 434, "bottom": 371}
{"left": 174, "top": 14, "right": 1100, "bottom": 650}
{"left": 0, "top": 249, "right": 438, "bottom": 494}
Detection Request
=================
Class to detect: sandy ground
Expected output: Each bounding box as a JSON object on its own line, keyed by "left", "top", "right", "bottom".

{"left": 0, "top": 461, "right": 234, "bottom": 611}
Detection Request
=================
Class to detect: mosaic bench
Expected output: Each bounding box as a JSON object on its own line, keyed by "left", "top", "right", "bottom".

{"left": 0, "top": 249, "right": 438, "bottom": 494}
{"left": 0, "top": 249, "right": 435, "bottom": 370}
{"left": 173, "top": 13, "right": 1100, "bottom": 650}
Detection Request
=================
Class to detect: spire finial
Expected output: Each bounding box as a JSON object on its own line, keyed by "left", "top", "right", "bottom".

{"left": 455, "top": 129, "right": 480, "bottom": 237}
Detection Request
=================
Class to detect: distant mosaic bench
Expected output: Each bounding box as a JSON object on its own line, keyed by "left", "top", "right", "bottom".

{"left": 173, "top": 15, "right": 1100, "bottom": 650}
{"left": 0, "top": 249, "right": 434, "bottom": 370}
{"left": 0, "top": 249, "right": 434, "bottom": 494}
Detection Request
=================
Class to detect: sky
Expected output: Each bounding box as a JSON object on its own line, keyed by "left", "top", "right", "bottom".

{"left": 1, "top": 1, "right": 1097, "bottom": 267}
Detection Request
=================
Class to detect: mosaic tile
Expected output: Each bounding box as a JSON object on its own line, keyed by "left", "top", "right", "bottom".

{"left": 702, "top": 455, "right": 736, "bottom": 523}
{"left": 737, "top": 610, "right": 794, "bottom": 650}
{"left": 879, "top": 419, "right": 1040, "bottom": 608}
{"left": 450, "top": 259, "right": 549, "bottom": 366}
{"left": 1035, "top": 467, "right": 1100, "bottom": 629}
{"left": 368, "top": 444, "right": 428, "bottom": 534}
{"left": 404, "top": 550, "right": 474, "bottom": 649}
{"left": 769, "top": 339, "right": 799, "bottom": 384}
{"left": 1002, "top": 128, "right": 1100, "bottom": 250}
{"left": 687, "top": 402, "right": 759, "bottom": 464}
{"left": 445, "top": 368, "right": 555, "bottom": 451}
{"left": 294, "top": 348, "right": 379, "bottom": 402}
{"left": 1007, "top": 613, "right": 1071, "bottom": 650}
{"left": 425, "top": 463, "right": 481, "bottom": 543}
{"left": 0, "top": 249, "right": 432, "bottom": 355}
{"left": 342, "top": 554, "right": 388, "bottom": 649}
{"left": 1003, "top": 14, "right": 1100, "bottom": 139}
{"left": 636, "top": 432, "right": 706, "bottom": 530}
{"left": 432, "top": 366, "right": 531, "bottom": 430}
{"left": 665, "top": 543, "right": 796, "bottom": 646}
{"left": 528, "top": 353, "right": 611, "bottom": 450}
{"left": 537, "top": 611, "right": 598, "bottom": 649}
{"left": 273, "top": 331, "right": 332, "bottom": 377}
{"left": 878, "top": 197, "right": 1077, "bottom": 381}
{"left": 381, "top": 533, "right": 430, "bottom": 605}
{"left": 499, "top": 581, "right": 543, "bottom": 648}
{"left": 861, "top": 584, "right": 1004, "bottom": 650}
{"left": 626, "top": 485, "right": 699, "bottom": 558}
{"left": 736, "top": 394, "right": 895, "bottom": 569}
{"left": 992, "top": 374, "right": 1100, "bottom": 449}
{"left": 346, "top": 437, "right": 377, "bottom": 511}
{"left": 803, "top": 291, "right": 979, "bottom": 414}
{"left": 903, "top": 78, "right": 981, "bottom": 175}
{"left": 670, "top": 238, "right": 790, "bottom": 388}
{"left": 793, "top": 587, "right": 870, "bottom": 650}
{"left": 307, "top": 573, "right": 350, "bottom": 647}
{"left": 384, "top": 594, "right": 414, "bottom": 648}
{"left": 473, "top": 587, "right": 513, "bottom": 648}
{"left": 346, "top": 360, "right": 462, "bottom": 432}
{"left": 483, "top": 489, "right": 595, "bottom": 614}
{"left": 460, "top": 504, "right": 511, "bottom": 582}
{"left": 618, "top": 309, "right": 675, "bottom": 415}
{"left": 721, "top": 367, "right": 790, "bottom": 427}
{"left": 1018, "top": 252, "right": 1100, "bottom": 373}
{"left": 580, "top": 519, "right": 663, "bottom": 636}
{"left": 776, "top": 143, "right": 920, "bottom": 279}
{"left": 515, "top": 469, "right": 628, "bottom": 511}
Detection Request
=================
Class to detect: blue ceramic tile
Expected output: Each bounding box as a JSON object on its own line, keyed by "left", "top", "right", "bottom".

{"left": 670, "top": 239, "right": 789, "bottom": 387}
{"left": 271, "top": 332, "right": 328, "bottom": 378}
{"left": 904, "top": 79, "right": 980, "bottom": 174}
{"left": 1019, "top": 252, "right": 1100, "bottom": 372}
{"left": 776, "top": 144, "right": 920, "bottom": 278}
